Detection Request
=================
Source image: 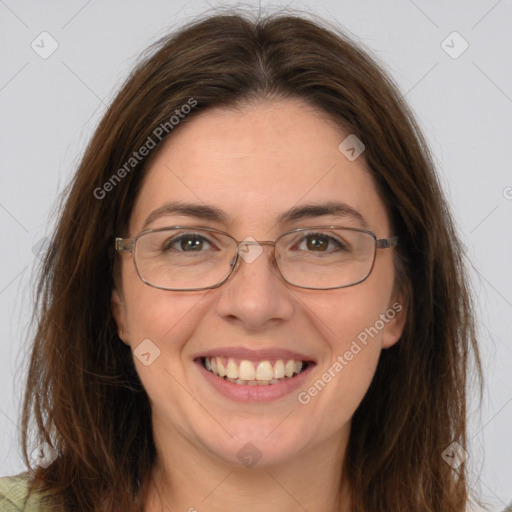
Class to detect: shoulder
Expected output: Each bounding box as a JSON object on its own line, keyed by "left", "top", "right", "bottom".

{"left": 0, "top": 472, "right": 53, "bottom": 511}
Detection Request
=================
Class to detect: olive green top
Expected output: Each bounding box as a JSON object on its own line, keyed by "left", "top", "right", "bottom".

{"left": 0, "top": 473, "right": 53, "bottom": 511}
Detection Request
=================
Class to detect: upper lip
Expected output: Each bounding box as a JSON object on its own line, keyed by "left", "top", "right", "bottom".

{"left": 193, "top": 347, "right": 316, "bottom": 363}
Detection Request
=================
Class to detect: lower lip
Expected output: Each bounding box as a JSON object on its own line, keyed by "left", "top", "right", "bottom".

{"left": 195, "top": 360, "right": 315, "bottom": 402}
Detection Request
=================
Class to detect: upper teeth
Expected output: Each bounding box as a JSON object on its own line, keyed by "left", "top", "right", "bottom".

{"left": 204, "top": 357, "right": 304, "bottom": 381}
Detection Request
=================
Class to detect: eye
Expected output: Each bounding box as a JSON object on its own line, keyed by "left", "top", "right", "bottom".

{"left": 296, "top": 232, "right": 347, "bottom": 252}
{"left": 163, "top": 233, "right": 214, "bottom": 252}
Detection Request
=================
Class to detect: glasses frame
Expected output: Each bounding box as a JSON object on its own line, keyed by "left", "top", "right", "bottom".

{"left": 115, "top": 225, "right": 398, "bottom": 291}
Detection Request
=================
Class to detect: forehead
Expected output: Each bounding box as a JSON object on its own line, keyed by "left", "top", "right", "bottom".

{"left": 129, "top": 98, "right": 390, "bottom": 236}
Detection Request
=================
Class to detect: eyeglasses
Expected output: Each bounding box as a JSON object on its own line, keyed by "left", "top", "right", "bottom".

{"left": 115, "top": 225, "right": 398, "bottom": 291}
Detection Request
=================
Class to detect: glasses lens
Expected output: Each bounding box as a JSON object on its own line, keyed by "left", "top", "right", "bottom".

{"left": 276, "top": 228, "right": 376, "bottom": 289}
{"left": 134, "top": 228, "right": 236, "bottom": 290}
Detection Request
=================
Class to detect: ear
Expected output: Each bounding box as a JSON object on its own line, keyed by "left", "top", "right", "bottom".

{"left": 111, "top": 288, "right": 130, "bottom": 345}
{"left": 381, "top": 295, "right": 407, "bottom": 349}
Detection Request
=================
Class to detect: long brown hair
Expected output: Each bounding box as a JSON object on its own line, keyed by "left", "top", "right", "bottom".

{"left": 20, "top": 8, "right": 482, "bottom": 511}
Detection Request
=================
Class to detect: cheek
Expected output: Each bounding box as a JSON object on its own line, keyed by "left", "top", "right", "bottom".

{"left": 304, "top": 272, "right": 394, "bottom": 353}
{"left": 120, "top": 260, "right": 207, "bottom": 349}
{"left": 297, "top": 261, "right": 395, "bottom": 406}
{"left": 125, "top": 290, "right": 205, "bottom": 346}
{"left": 120, "top": 282, "right": 211, "bottom": 409}
{"left": 321, "top": 290, "right": 385, "bottom": 389}
{"left": 296, "top": 290, "right": 386, "bottom": 428}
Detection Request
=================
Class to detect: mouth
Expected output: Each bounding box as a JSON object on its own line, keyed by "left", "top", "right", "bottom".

{"left": 192, "top": 347, "right": 317, "bottom": 402}
{"left": 199, "top": 356, "right": 311, "bottom": 386}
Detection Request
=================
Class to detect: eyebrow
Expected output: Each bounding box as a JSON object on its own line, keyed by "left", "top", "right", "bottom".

{"left": 141, "top": 200, "right": 368, "bottom": 230}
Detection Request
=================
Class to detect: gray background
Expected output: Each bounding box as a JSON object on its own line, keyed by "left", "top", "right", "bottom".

{"left": 0, "top": 0, "right": 511, "bottom": 510}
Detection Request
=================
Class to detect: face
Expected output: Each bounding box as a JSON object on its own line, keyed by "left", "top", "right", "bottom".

{"left": 112, "top": 98, "right": 406, "bottom": 469}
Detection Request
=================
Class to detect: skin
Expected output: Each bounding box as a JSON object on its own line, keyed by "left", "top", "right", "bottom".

{"left": 112, "top": 98, "right": 406, "bottom": 512}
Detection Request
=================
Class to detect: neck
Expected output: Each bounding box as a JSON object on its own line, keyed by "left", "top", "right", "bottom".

{"left": 143, "top": 426, "right": 353, "bottom": 512}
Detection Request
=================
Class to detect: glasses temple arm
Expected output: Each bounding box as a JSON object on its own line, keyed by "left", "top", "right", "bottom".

{"left": 115, "top": 238, "right": 135, "bottom": 253}
{"left": 376, "top": 236, "right": 399, "bottom": 249}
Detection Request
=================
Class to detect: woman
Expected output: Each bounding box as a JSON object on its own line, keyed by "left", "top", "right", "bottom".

{"left": 0, "top": 9, "right": 484, "bottom": 512}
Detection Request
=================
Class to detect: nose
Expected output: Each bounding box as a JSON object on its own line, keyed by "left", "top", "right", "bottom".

{"left": 214, "top": 241, "right": 295, "bottom": 331}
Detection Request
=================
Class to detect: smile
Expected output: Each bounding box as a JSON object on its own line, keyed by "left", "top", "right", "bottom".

{"left": 194, "top": 347, "right": 316, "bottom": 402}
